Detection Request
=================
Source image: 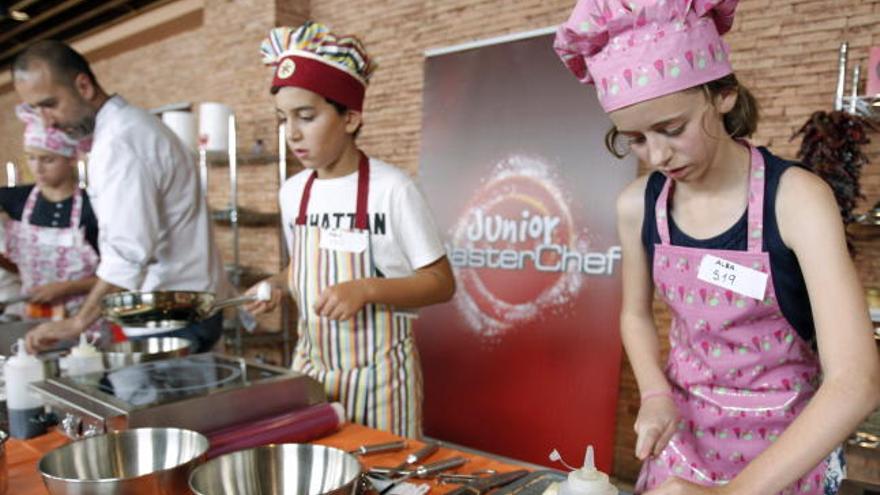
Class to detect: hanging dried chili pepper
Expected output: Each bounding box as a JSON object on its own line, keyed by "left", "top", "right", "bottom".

{"left": 792, "top": 110, "right": 877, "bottom": 250}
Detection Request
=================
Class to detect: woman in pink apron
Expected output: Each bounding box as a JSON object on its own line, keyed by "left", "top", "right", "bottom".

{"left": 244, "top": 22, "right": 455, "bottom": 437}
{"left": 2, "top": 104, "right": 100, "bottom": 334}
{"left": 555, "top": 1, "right": 880, "bottom": 494}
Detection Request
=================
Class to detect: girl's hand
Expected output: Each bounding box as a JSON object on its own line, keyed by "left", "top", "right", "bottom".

{"left": 29, "top": 281, "right": 71, "bottom": 304}
{"left": 314, "top": 280, "right": 369, "bottom": 321}
{"left": 644, "top": 477, "right": 725, "bottom": 495}
{"left": 242, "top": 281, "right": 284, "bottom": 315}
{"left": 634, "top": 395, "right": 680, "bottom": 460}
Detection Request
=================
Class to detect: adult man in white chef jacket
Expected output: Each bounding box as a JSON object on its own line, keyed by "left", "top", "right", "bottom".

{"left": 12, "top": 40, "right": 230, "bottom": 353}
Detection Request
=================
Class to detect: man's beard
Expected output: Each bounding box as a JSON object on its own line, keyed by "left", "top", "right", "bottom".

{"left": 59, "top": 114, "right": 95, "bottom": 139}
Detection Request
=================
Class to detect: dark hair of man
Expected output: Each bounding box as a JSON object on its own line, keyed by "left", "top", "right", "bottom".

{"left": 12, "top": 40, "right": 97, "bottom": 87}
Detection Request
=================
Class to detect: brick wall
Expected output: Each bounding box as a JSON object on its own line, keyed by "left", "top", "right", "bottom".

{"left": 0, "top": 0, "right": 878, "bottom": 483}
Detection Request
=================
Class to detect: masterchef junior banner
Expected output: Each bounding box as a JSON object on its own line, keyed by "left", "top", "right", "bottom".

{"left": 417, "top": 30, "right": 637, "bottom": 472}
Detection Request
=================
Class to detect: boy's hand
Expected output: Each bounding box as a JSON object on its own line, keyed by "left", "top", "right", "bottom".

{"left": 314, "top": 280, "right": 370, "bottom": 321}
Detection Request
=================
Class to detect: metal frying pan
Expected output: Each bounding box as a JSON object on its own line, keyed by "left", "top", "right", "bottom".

{"left": 101, "top": 282, "right": 271, "bottom": 329}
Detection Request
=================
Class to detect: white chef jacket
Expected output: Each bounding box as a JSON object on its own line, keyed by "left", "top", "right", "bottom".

{"left": 88, "top": 96, "right": 228, "bottom": 296}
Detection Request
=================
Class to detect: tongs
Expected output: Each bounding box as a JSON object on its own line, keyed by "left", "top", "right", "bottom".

{"left": 443, "top": 470, "right": 529, "bottom": 495}
{"left": 372, "top": 456, "right": 469, "bottom": 494}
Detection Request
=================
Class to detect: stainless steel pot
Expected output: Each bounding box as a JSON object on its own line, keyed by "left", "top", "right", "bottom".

{"left": 189, "top": 443, "right": 362, "bottom": 495}
{"left": 102, "top": 283, "right": 269, "bottom": 329}
{"left": 38, "top": 427, "right": 209, "bottom": 495}
{"left": 101, "top": 337, "right": 191, "bottom": 369}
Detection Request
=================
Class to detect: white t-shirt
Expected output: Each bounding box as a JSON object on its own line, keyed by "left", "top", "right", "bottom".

{"left": 279, "top": 157, "right": 445, "bottom": 279}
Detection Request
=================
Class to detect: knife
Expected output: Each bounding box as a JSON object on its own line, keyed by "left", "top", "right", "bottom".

{"left": 391, "top": 441, "right": 440, "bottom": 471}
{"left": 444, "top": 469, "right": 530, "bottom": 495}
{"left": 348, "top": 440, "right": 408, "bottom": 456}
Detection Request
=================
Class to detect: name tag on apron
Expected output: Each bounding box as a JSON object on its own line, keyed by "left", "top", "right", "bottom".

{"left": 320, "top": 229, "right": 368, "bottom": 253}
{"left": 697, "top": 254, "right": 768, "bottom": 300}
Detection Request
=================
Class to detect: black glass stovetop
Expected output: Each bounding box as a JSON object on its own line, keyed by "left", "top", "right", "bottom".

{"left": 62, "top": 353, "right": 284, "bottom": 408}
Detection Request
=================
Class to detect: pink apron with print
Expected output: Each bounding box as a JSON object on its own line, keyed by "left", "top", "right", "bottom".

{"left": 5, "top": 187, "right": 100, "bottom": 322}
{"left": 636, "top": 146, "right": 828, "bottom": 494}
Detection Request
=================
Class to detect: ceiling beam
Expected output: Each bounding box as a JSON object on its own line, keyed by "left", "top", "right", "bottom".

{"left": 0, "top": 0, "right": 202, "bottom": 89}
{"left": 0, "top": 0, "right": 132, "bottom": 63}
{"left": 0, "top": 0, "right": 88, "bottom": 45}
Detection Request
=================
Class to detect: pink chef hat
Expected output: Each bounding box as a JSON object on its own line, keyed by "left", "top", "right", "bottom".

{"left": 15, "top": 104, "right": 91, "bottom": 158}
{"left": 554, "top": 0, "right": 738, "bottom": 112}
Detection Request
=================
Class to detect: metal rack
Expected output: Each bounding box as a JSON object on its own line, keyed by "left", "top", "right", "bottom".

{"left": 835, "top": 42, "right": 880, "bottom": 121}
{"left": 198, "top": 116, "right": 294, "bottom": 366}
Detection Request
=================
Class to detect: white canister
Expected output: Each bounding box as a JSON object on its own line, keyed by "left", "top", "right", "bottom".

{"left": 4, "top": 339, "right": 46, "bottom": 438}
{"left": 162, "top": 110, "right": 197, "bottom": 150}
{"left": 198, "top": 102, "right": 233, "bottom": 152}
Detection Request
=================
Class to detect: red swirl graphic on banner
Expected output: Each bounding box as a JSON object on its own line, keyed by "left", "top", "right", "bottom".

{"left": 449, "top": 154, "right": 600, "bottom": 338}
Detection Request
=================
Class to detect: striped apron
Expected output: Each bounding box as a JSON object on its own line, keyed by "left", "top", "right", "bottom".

{"left": 289, "top": 153, "right": 422, "bottom": 437}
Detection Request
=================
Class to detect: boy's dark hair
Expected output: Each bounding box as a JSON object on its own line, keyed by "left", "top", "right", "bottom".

{"left": 325, "top": 97, "right": 362, "bottom": 139}
{"left": 12, "top": 40, "right": 97, "bottom": 87}
{"left": 604, "top": 73, "right": 760, "bottom": 158}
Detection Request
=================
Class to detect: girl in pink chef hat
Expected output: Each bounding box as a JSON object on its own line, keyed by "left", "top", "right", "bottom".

{"left": 1, "top": 104, "right": 100, "bottom": 325}
{"left": 555, "top": 1, "right": 879, "bottom": 494}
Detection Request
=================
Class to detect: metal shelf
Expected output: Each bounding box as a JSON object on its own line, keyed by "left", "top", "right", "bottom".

{"left": 201, "top": 119, "right": 294, "bottom": 366}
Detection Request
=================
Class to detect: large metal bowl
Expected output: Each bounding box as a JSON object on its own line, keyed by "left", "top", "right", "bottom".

{"left": 39, "top": 427, "right": 209, "bottom": 495}
{"left": 189, "top": 444, "right": 362, "bottom": 495}
{"left": 101, "top": 337, "right": 192, "bottom": 369}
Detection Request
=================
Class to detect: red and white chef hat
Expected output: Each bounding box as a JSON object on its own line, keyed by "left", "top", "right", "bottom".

{"left": 260, "top": 21, "right": 375, "bottom": 112}
{"left": 554, "top": 0, "right": 738, "bottom": 112}
{"left": 15, "top": 104, "right": 91, "bottom": 158}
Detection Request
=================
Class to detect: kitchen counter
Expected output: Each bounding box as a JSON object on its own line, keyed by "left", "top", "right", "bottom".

{"left": 8, "top": 423, "right": 559, "bottom": 495}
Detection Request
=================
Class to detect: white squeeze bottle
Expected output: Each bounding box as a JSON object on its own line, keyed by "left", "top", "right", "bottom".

{"left": 61, "top": 333, "right": 104, "bottom": 376}
{"left": 5, "top": 338, "right": 47, "bottom": 438}
{"left": 553, "top": 445, "right": 618, "bottom": 495}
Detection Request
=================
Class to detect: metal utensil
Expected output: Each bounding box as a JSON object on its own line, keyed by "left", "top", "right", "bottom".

{"left": 38, "top": 427, "right": 209, "bottom": 495}
{"left": 393, "top": 441, "right": 439, "bottom": 470}
{"left": 370, "top": 441, "right": 440, "bottom": 481}
{"left": 378, "top": 456, "right": 468, "bottom": 495}
{"left": 444, "top": 470, "right": 530, "bottom": 495}
{"left": 189, "top": 443, "right": 361, "bottom": 495}
{"left": 348, "top": 440, "right": 408, "bottom": 456}
{"left": 437, "top": 470, "right": 498, "bottom": 484}
{"left": 102, "top": 282, "right": 271, "bottom": 329}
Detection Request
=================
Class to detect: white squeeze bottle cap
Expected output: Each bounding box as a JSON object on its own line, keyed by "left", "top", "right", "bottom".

{"left": 554, "top": 445, "right": 618, "bottom": 495}
{"left": 62, "top": 333, "right": 104, "bottom": 376}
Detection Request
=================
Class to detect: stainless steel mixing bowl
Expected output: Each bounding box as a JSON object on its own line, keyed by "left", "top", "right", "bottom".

{"left": 189, "top": 444, "right": 362, "bottom": 495}
{"left": 101, "top": 337, "right": 192, "bottom": 369}
{"left": 39, "top": 427, "right": 209, "bottom": 495}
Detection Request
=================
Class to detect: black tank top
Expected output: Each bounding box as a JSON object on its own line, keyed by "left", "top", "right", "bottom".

{"left": 642, "top": 147, "right": 816, "bottom": 343}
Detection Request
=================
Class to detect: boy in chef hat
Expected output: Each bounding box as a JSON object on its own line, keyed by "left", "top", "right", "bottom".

{"left": 245, "top": 21, "right": 455, "bottom": 438}
{"left": 556, "top": 1, "right": 878, "bottom": 494}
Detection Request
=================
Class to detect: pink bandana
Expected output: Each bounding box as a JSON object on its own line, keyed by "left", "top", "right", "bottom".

{"left": 555, "top": 0, "right": 738, "bottom": 112}
{"left": 15, "top": 104, "right": 91, "bottom": 157}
